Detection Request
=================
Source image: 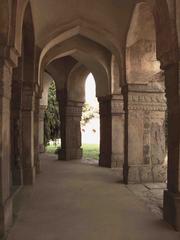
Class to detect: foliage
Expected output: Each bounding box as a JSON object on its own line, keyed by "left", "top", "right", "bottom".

{"left": 44, "top": 81, "right": 60, "bottom": 146}
{"left": 81, "top": 103, "right": 98, "bottom": 126}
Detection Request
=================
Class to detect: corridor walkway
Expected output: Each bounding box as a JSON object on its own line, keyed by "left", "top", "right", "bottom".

{"left": 7, "top": 154, "right": 180, "bottom": 240}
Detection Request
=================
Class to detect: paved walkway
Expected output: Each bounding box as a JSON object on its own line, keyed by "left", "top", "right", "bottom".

{"left": 7, "top": 154, "right": 180, "bottom": 240}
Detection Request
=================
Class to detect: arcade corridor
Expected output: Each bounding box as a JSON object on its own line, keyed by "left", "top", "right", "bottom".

{"left": 7, "top": 154, "right": 180, "bottom": 240}
{"left": 1, "top": 0, "right": 180, "bottom": 237}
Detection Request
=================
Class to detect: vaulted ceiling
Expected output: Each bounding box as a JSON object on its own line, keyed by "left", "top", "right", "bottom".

{"left": 30, "top": 0, "right": 136, "bottom": 48}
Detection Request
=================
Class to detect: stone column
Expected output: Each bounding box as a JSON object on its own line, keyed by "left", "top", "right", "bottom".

{"left": 57, "top": 89, "right": 67, "bottom": 160}
{"left": 98, "top": 96, "right": 111, "bottom": 167}
{"left": 34, "top": 94, "right": 40, "bottom": 173}
{"left": 123, "top": 84, "right": 167, "bottom": 183}
{"left": 0, "top": 57, "right": 13, "bottom": 237}
{"left": 11, "top": 60, "right": 23, "bottom": 186}
{"left": 98, "top": 94, "right": 125, "bottom": 168}
{"left": 59, "top": 100, "right": 83, "bottom": 160}
{"left": 21, "top": 86, "right": 36, "bottom": 185}
{"left": 39, "top": 105, "right": 46, "bottom": 153}
{"left": 111, "top": 94, "right": 125, "bottom": 168}
{"left": 163, "top": 63, "right": 180, "bottom": 231}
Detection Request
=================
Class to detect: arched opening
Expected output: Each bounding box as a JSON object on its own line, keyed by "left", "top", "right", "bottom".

{"left": 38, "top": 31, "right": 122, "bottom": 169}
{"left": 125, "top": 2, "right": 167, "bottom": 184}
{"left": 81, "top": 73, "right": 100, "bottom": 164}
{"left": 43, "top": 75, "right": 61, "bottom": 154}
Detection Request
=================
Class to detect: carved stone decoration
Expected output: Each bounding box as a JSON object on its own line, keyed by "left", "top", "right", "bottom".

{"left": 124, "top": 84, "right": 167, "bottom": 183}
{"left": 58, "top": 100, "right": 83, "bottom": 161}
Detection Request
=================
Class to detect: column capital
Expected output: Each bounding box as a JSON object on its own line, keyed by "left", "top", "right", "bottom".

{"left": 66, "top": 101, "right": 84, "bottom": 117}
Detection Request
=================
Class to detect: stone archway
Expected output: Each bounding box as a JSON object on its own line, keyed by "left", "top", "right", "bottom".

{"left": 39, "top": 30, "right": 125, "bottom": 168}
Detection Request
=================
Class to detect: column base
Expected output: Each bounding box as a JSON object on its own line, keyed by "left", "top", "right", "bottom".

{"left": 99, "top": 153, "right": 124, "bottom": 168}
{"left": 58, "top": 148, "right": 66, "bottom": 160}
{"left": 12, "top": 167, "right": 23, "bottom": 186}
{"left": 58, "top": 148, "right": 83, "bottom": 160}
{"left": 127, "top": 164, "right": 167, "bottom": 183}
{"left": 35, "top": 160, "right": 41, "bottom": 174}
{"left": 111, "top": 153, "right": 124, "bottom": 168}
{"left": 39, "top": 144, "right": 45, "bottom": 153}
{"left": 99, "top": 153, "right": 111, "bottom": 168}
{"left": 23, "top": 166, "right": 36, "bottom": 185}
{"left": 163, "top": 190, "right": 180, "bottom": 231}
{"left": 0, "top": 197, "right": 13, "bottom": 238}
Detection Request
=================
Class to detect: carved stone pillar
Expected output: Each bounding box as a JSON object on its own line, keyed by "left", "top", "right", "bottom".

{"left": 123, "top": 84, "right": 167, "bottom": 183}
{"left": 34, "top": 94, "right": 40, "bottom": 173}
{"left": 21, "top": 86, "right": 35, "bottom": 185}
{"left": 11, "top": 60, "right": 23, "bottom": 186}
{"left": 163, "top": 63, "right": 180, "bottom": 231}
{"left": 59, "top": 99, "right": 83, "bottom": 160}
{"left": 0, "top": 56, "right": 14, "bottom": 237}
{"left": 39, "top": 105, "right": 46, "bottom": 153}
{"left": 98, "top": 94, "right": 125, "bottom": 168}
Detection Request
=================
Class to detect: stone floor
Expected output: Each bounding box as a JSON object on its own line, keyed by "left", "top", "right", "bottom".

{"left": 6, "top": 154, "right": 180, "bottom": 240}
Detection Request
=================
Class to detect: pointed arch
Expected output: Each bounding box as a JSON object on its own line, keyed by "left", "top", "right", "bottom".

{"left": 40, "top": 35, "right": 111, "bottom": 97}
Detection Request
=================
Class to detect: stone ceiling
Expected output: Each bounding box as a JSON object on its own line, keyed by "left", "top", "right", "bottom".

{"left": 30, "top": 0, "right": 136, "bottom": 48}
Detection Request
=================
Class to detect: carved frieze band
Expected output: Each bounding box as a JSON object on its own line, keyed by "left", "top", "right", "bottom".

{"left": 128, "top": 92, "right": 167, "bottom": 111}
{"left": 111, "top": 100, "right": 124, "bottom": 114}
{"left": 66, "top": 106, "right": 83, "bottom": 117}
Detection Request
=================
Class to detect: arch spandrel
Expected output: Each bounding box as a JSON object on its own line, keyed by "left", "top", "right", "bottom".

{"left": 126, "top": 2, "right": 163, "bottom": 86}
{"left": 67, "top": 64, "right": 89, "bottom": 102}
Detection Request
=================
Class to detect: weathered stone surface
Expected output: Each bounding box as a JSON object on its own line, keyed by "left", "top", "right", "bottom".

{"left": 124, "top": 84, "right": 167, "bottom": 183}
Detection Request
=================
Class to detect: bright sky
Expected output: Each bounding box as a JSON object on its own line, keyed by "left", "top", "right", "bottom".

{"left": 85, "top": 73, "right": 98, "bottom": 107}
{"left": 82, "top": 73, "right": 99, "bottom": 144}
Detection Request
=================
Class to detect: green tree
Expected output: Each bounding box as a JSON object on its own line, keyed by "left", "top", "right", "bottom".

{"left": 44, "top": 81, "right": 60, "bottom": 146}
{"left": 81, "top": 103, "right": 98, "bottom": 126}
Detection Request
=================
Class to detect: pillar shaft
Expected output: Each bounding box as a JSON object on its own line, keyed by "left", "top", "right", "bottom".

{"left": 21, "top": 87, "right": 35, "bottom": 185}
{"left": 98, "top": 96, "right": 111, "bottom": 167}
{"left": 0, "top": 60, "right": 13, "bottom": 237}
{"left": 59, "top": 99, "right": 83, "bottom": 160}
{"left": 163, "top": 63, "right": 180, "bottom": 230}
{"left": 34, "top": 95, "right": 40, "bottom": 173}
{"left": 98, "top": 94, "right": 124, "bottom": 168}
{"left": 39, "top": 105, "right": 46, "bottom": 153}
{"left": 11, "top": 62, "right": 23, "bottom": 186}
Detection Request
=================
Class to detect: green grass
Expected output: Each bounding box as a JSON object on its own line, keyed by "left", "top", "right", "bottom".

{"left": 82, "top": 144, "right": 99, "bottom": 160}
{"left": 45, "top": 143, "right": 99, "bottom": 160}
{"left": 46, "top": 144, "right": 60, "bottom": 154}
